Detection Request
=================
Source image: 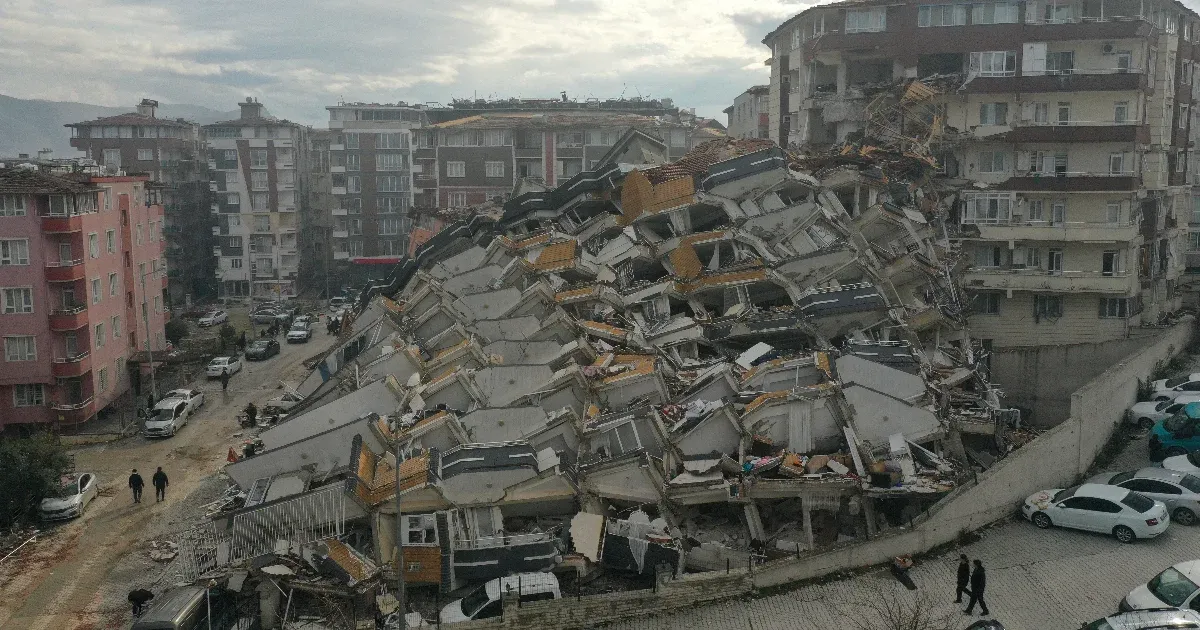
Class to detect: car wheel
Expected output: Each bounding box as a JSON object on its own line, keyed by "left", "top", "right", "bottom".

{"left": 1174, "top": 507, "right": 1198, "bottom": 525}
{"left": 1113, "top": 525, "right": 1136, "bottom": 543}
{"left": 1138, "top": 417, "right": 1155, "bottom": 431}
{"left": 1031, "top": 512, "right": 1052, "bottom": 529}
{"left": 1167, "top": 447, "right": 1189, "bottom": 457}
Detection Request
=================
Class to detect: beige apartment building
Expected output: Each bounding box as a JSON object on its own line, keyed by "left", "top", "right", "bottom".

{"left": 763, "top": 0, "right": 1198, "bottom": 347}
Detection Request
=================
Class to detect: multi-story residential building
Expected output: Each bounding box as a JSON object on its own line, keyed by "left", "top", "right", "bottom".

{"left": 763, "top": 0, "right": 1195, "bottom": 347}
{"left": 66, "top": 99, "right": 213, "bottom": 304}
{"left": 0, "top": 169, "right": 167, "bottom": 429}
{"left": 205, "top": 99, "right": 309, "bottom": 299}
{"left": 724, "top": 86, "right": 771, "bottom": 139}
{"left": 302, "top": 130, "right": 335, "bottom": 296}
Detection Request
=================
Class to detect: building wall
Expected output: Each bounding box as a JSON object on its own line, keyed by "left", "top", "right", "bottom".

{"left": 0, "top": 191, "right": 55, "bottom": 425}
{"left": 726, "top": 90, "right": 770, "bottom": 140}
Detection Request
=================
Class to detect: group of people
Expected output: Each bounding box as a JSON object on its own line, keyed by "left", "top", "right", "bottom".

{"left": 955, "top": 554, "right": 990, "bottom": 617}
{"left": 126, "top": 467, "right": 169, "bottom": 503}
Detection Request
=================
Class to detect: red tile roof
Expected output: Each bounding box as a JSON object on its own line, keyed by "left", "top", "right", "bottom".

{"left": 65, "top": 112, "right": 194, "bottom": 128}
{"left": 0, "top": 169, "right": 98, "bottom": 194}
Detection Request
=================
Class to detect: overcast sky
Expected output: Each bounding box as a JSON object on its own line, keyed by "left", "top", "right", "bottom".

{"left": 0, "top": 0, "right": 812, "bottom": 125}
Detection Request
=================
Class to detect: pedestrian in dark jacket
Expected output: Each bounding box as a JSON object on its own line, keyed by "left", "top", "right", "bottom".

{"left": 964, "top": 559, "right": 989, "bottom": 616}
{"left": 152, "top": 467, "right": 169, "bottom": 502}
{"left": 128, "top": 589, "right": 154, "bottom": 616}
{"left": 955, "top": 554, "right": 970, "bottom": 603}
{"left": 128, "top": 469, "right": 144, "bottom": 503}
{"left": 221, "top": 369, "right": 230, "bottom": 392}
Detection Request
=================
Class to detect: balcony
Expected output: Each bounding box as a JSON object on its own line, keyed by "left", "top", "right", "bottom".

{"left": 51, "top": 351, "right": 92, "bottom": 378}
{"left": 279, "top": 206, "right": 296, "bottom": 213}
{"left": 333, "top": 251, "right": 350, "bottom": 260}
{"left": 207, "top": 160, "right": 217, "bottom": 169}
{"left": 41, "top": 214, "right": 84, "bottom": 233}
{"left": 329, "top": 143, "right": 344, "bottom": 151}
{"left": 44, "top": 259, "right": 85, "bottom": 282}
{"left": 332, "top": 229, "right": 349, "bottom": 238}
{"left": 331, "top": 166, "right": 346, "bottom": 174}
{"left": 212, "top": 226, "right": 222, "bottom": 236}
{"left": 49, "top": 305, "right": 88, "bottom": 331}
{"left": 331, "top": 187, "right": 347, "bottom": 195}
{"left": 992, "top": 123, "right": 1148, "bottom": 144}
{"left": 275, "top": 139, "right": 293, "bottom": 148}
{"left": 963, "top": 267, "right": 1136, "bottom": 293}
{"left": 253, "top": 267, "right": 278, "bottom": 279}
{"left": 994, "top": 174, "right": 1139, "bottom": 192}
{"left": 969, "top": 220, "right": 1140, "bottom": 243}
{"left": 209, "top": 182, "right": 219, "bottom": 192}
{"left": 967, "top": 70, "right": 1143, "bottom": 94}
{"left": 332, "top": 208, "right": 348, "bottom": 216}
{"left": 51, "top": 396, "right": 95, "bottom": 421}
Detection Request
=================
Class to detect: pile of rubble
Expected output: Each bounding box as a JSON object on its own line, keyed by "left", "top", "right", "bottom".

{"left": 175, "top": 134, "right": 1011, "bottom": 627}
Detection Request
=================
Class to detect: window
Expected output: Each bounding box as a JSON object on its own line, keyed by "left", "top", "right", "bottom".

{"left": 0, "top": 195, "right": 27, "bottom": 217}
{"left": 103, "top": 229, "right": 114, "bottom": 254}
{"left": 98, "top": 366, "right": 108, "bottom": 392}
{"left": 347, "top": 175, "right": 361, "bottom": 193}
{"left": 1100, "top": 297, "right": 1129, "bottom": 318}
{"left": 136, "top": 224, "right": 143, "bottom": 245}
{"left": 230, "top": 258, "right": 242, "bottom": 269}
{"left": 1116, "top": 51, "right": 1132, "bottom": 73}
{"left": 344, "top": 133, "right": 360, "bottom": 149}
{"left": 226, "top": 192, "right": 240, "bottom": 205}
{"left": 13, "top": 384, "right": 44, "bottom": 407}
{"left": 250, "top": 150, "right": 267, "bottom": 168}
{"left": 254, "top": 215, "right": 271, "bottom": 232}
{"left": 379, "top": 196, "right": 408, "bottom": 214}
{"left": 222, "top": 149, "right": 238, "bottom": 162}
{"left": 846, "top": 7, "right": 886, "bottom": 32}
{"left": 977, "top": 150, "right": 1007, "bottom": 173}
{"left": 417, "top": 132, "right": 434, "bottom": 148}
{"left": 88, "top": 233, "right": 99, "bottom": 258}
{"left": 377, "top": 175, "right": 403, "bottom": 192}
{"left": 227, "top": 236, "right": 242, "bottom": 248}
{"left": 4, "top": 336, "right": 36, "bottom": 361}
{"left": 377, "top": 132, "right": 409, "bottom": 149}
{"left": 1183, "top": 104, "right": 1191, "bottom": 129}
{"left": 251, "top": 171, "right": 268, "bottom": 190}
{"left": 137, "top": 148, "right": 154, "bottom": 161}
{"left": 979, "top": 103, "right": 1008, "bottom": 125}
{"left": 1114, "top": 101, "right": 1129, "bottom": 124}
{"left": 1102, "top": 250, "right": 1125, "bottom": 276}
{"left": 0, "top": 239, "right": 29, "bottom": 265}
{"left": 1034, "top": 295, "right": 1063, "bottom": 318}
{"left": 970, "top": 51, "right": 1016, "bottom": 77}
{"left": 251, "top": 193, "right": 268, "bottom": 211}
{"left": 973, "top": 245, "right": 1004, "bottom": 268}
{"left": 556, "top": 132, "right": 584, "bottom": 148}
{"left": 348, "top": 219, "right": 363, "bottom": 236}
{"left": 404, "top": 514, "right": 438, "bottom": 545}
{"left": 379, "top": 218, "right": 402, "bottom": 235}
{"left": 1110, "top": 152, "right": 1129, "bottom": 174}
{"left": 343, "top": 153, "right": 361, "bottom": 171}
{"left": 2, "top": 288, "right": 33, "bottom": 314}
{"left": 447, "top": 161, "right": 466, "bottom": 178}
{"left": 1047, "top": 248, "right": 1063, "bottom": 273}
{"left": 1032, "top": 102, "right": 1049, "bottom": 123}
{"left": 971, "top": 1, "right": 1018, "bottom": 24}
{"left": 91, "top": 278, "right": 101, "bottom": 304}
{"left": 1046, "top": 51, "right": 1075, "bottom": 74}
{"left": 973, "top": 292, "right": 1001, "bottom": 314}
{"left": 485, "top": 161, "right": 505, "bottom": 178}
{"left": 377, "top": 153, "right": 405, "bottom": 170}
{"left": 1057, "top": 102, "right": 1072, "bottom": 124}
{"left": 1108, "top": 202, "right": 1123, "bottom": 225}
{"left": 108, "top": 272, "right": 118, "bottom": 296}
{"left": 225, "top": 170, "right": 239, "bottom": 185}
{"left": 918, "top": 4, "right": 966, "bottom": 26}
{"left": 961, "top": 192, "right": 1012, "bottom": 224}
{"left": 112, "top": 315, "right": 121, "bottom": 337}
{"left": 449, "top": 192, "right": 468, "bottom": 208}
{"left": 102, "top": 148, "right": 120, "bottom": 166}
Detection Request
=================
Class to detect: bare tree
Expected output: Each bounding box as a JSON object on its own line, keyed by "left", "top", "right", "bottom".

{"left": 830, "top": 579, "right": 959, "bottom": 630}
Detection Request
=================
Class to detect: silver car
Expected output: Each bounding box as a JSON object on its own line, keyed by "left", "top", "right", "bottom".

{"left": 1088, "top": 467, "right": 1200, "bottom": 526}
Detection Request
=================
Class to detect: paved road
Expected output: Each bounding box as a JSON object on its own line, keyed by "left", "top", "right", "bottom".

{"left": 606, "top": 435, "right": 1197, "bottom": 630}
{"left": 0, "top": 314, "right": 330, "bottom": 630}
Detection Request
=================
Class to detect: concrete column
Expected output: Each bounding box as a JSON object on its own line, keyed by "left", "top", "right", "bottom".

{"left": 257, "top": 580, "right": 282, "bottom": 630}
{"left": 863, "top": 496, "right": 879, "bottom": 538}
{"left": 836, "top": 63, "right": 848, "bottom": 95}
{"left": 801, "top": 500, "right": 815, "bottom": 550}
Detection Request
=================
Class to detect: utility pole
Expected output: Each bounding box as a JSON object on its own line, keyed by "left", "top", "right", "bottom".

{"left": 394, "top": 441, "right": 407, "bottom": 630}
{"left": 139, "top": 265, "right": 160, "bottom": 402}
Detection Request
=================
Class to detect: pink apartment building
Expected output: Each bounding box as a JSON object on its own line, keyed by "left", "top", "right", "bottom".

{"left": 0, "top": 169, "right": 167, "bottom": 429}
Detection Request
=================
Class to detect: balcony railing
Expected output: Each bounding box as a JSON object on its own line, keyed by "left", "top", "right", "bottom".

{"left": 51, "top": 396, "right": 94, "bottom": 412}
{"left": 44, "top": 259, "right": 86, "bottom": 282}
{"left": 964, "top": 266, "right": 1135, "bottom": 292}
{"left": 52, "top": 351, "right": 90, "bottom": 363}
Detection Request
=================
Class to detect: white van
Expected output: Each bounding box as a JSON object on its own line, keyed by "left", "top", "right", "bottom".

{"left": 439, "top": 573, "right": 561, "bottom": 623}
{"left": 144, "top": 400, "right": 189, "bottom": 438}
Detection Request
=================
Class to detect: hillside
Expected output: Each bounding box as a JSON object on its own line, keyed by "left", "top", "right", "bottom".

{"left": 0, "top": 94, "right": 237, "bottom": 157}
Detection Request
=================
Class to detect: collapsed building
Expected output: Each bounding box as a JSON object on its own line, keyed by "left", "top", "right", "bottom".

{"left": 178, "top": 135, "right": 1011, "bottom": 627}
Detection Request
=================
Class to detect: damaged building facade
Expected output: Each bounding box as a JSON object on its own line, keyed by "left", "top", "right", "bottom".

{"left": 177, "top": 135, "right": 1008, "bottom": 627}
{"left": 763, "top": 0, "right": 1199, "bottom": 346}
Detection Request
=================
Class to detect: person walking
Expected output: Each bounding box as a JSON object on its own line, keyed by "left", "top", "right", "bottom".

{"left": 128, "top": 469, "right": 144, "bottom": 503}
{"left": 152, "top": 467, "right": 169, "bottom": 502}
{"left": 128, "top": 589, "right": 154, "bottom": 616}
{"left": 221, "top": 368, "right": 230, "bottom": 392}
{"left": 955, "top": 554, "right": 970, "bottom": 603}
{"left": 244, "top": 402, "right": 257, "bottom": 426}
{"left": 964, "top": 559, "right": 989, "bottom": 616}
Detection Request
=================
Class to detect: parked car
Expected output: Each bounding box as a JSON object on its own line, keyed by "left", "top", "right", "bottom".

{"left": 286, "top": 321, "right": 312, "bottom": 343}
{"left": 1087, "top": 467, "right": 1200, "bottom": 525}
{"left": 159, "top": 388, "right": 204, "bottom": 415}
{"left": 1152, "top": 373, "right": 1200, "bottom": 395}
{"left": 264, "top": 391, "right": 303, "bottom": 414}
{"left": 328, "top": 296, "right": 346, "bottom": 310}
{"left": 1120, "top": 560, "right": 1200, "bottom": 612}
{"left": 1150, "top": 402, "right": 1200, "bottom": 460}
{"left": 131, "top": 584, "right": 239, "bottom": 630}
{"left": 964, "top": 622, "right": 1005, "bottom": 630}
{"left": 1083, "top": 609, "right": 1200, "bottom": 629}
{"left": 1163, "top": 451, "right": 1200, "bottom": 475}
{"left": 145, "top": 400, "right": 190, "bottom": 437}
{"left": 294, "top": 314, "right": 314, "bottom": 327}
{"left": 198, "top": 310, "right": 228, "bottom": 327}
{"left": 38, "top": 473, "right": 98, "bottom": 521}
{"left": 206, "top": 356, "right": 243, "bottom": 378}
{"left": 245, "top": 339, "right": 280, "bottom": 360}
{"left": 440, "top": 573, "right": 560, "bottom": 624}
{"left": 1021, "top": 483, "right": 1169, "bottom": 543}
{"left": 1127, "top": 396, "right": 1200, "bottom": 430}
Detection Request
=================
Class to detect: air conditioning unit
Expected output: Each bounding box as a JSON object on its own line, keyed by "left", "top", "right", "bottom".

{"left": 1102, "top": 43, "right": 1115, "bottom": 54}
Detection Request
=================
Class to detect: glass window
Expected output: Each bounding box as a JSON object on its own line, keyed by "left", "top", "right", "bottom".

{"left": 971, "top": 1, "right": 1018, "bottom": 24}
{"left": 970, "top": 50, "right": 1016, "bottom": 76}
{"left": 972, "top": 292, "right": 1000, "bottom": 314}
{"left": 250, "top": 150, "right": 268, "bottom": 168}
{"left": 1034, "top": 294, "right": 1063, "bottom": 317}
{"left": 0, "top": 239, "right": 29, "bottom": 265}
{"left": 918, "top": 4, "right": 967, "bottom": 26}
{"left": 347, "top": 176, "right": 361, "bottom": 193}
{"left": 977, "top": 150, "right": 1008, "bottom": 173}
{"left": 1, "top": 288, "right": 33, "bottom": 314}
{"left": 137, "top": 148, "right": 154, "bottom": 161}
{"left": 979, "top": 103, "right": 1008, "bottom": 125}
{"left": 377, "top": 153, "right": 405, "bottom": 171}
{"left": 223, "top": 149, "right": 237, "bottom": 161}
{"left": 251, "top": 171, "right": 268, "bottom": 190}
{"left": 251, "top": 193, "right": 268, "bottom": 211}
{"left": 91, "top": 278, "right": 101, "bottom": 303}
{"left": 377, "top": 132, "right": 409, "bottom": 149}
{"left": 447, "top": 162, "right": 466, "bottom": 178}
{"left": 4, "top": 336, "right": 36, "bottom": 361}
{"left": 0, "top": 195, "right": 27, "bottom": 217}
{"left": 845, "top": 7, "right": 887, "bottom": 32}
{"left": 344, "top": 133, "right": 360, "bottom": 149}
{"left": 485, "top": 161, "right": 505, "bottom": 178}
{"left": 13, "top": 384, "right": 44, "bottom": 407}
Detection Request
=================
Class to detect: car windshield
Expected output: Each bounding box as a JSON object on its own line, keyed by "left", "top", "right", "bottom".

{"left": 290, "top": 324, "right": 306, "bottom": 330}
{"left": 460, "top": 585, "right": 492, "bottom": 619}
{"left": 210, "top": 359, "right": 227, "bottom": 366}
{"left": 1164, "top": 412, "right": 1193, "bottom": 432}
{"left": 1148, "top": 567, "right": 1200, "bottom": 607}
{"left": 1156, "top": 400, "right": 1173, "bottom": 412}
{"left": 1189, "top": 452, "right": 1200, "bottom": 467}
{"left": 1120, "top": 491, "right": 1155, "bottom": 513}
{"left": 1110, "top": 471, "right": 1135, "bottom": 485}
{"left": 250, "top": 341, "right": 269, "bottom": 350}
{"left": 1180, "top": 474, "right": 1200, "bottom": 494}
{"left": 53, "top": 480, "right": 80, "bottom": 498}
{"left": 1051, "top": 486, "right": 1079, "bottom": 502}
{"left": 1166, "top": 376, "right": 1191, "bottom": 388}
{"left": 150, "top": 409, "right": 174, "bottom": 423}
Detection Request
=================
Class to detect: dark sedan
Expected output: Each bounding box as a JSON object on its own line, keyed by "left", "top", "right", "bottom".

{"left": 245, "top": 339, "right": 280, "bottom": 361}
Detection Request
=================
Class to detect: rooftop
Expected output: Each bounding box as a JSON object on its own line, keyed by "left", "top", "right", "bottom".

{"left": 65, "top": 112, "right": 194, "bottom": 128}
{"left": 431, "top": 112, "right": 682, "bottom": 131}
{"left": 0, "top": 169, "right": 99, "bottom": 194}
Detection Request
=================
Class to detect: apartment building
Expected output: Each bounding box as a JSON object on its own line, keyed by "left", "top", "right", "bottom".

{"left": 0, "top": 169, "right": 167, "bottom": 428}
{"left": 724, "top": 86, "right": 771, "bottom": 139}
{"left": 67, "top": 99, "right": 213, "bottom": 304}
{"left": 205, "top": 99, "right": 309, "bottom": 299}
{"left": 326, "top": 104, "right": 423, "bottom": 264}
{"left": 763, "top": 0, "right": 1196, "bottom": 347}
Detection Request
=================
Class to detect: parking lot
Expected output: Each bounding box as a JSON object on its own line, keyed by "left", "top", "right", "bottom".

{"left": 606, "top": 433, "right": 1200, "bottom": 630}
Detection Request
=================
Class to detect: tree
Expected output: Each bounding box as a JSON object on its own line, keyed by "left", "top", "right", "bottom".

{"left": 218, "top": 323, "right": 237, "bottom": 353}
{"left": 831, "top": 579, "right": 959, "bottom": 630}
{"left": 164, "top": 318, "right": 189, "bottom": 345}
{"left": 0, "top": 433, "right": 73, "bottom": 527}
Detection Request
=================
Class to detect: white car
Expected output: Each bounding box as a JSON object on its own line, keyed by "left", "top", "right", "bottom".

{"left": 160, "top": 388, "right": 204, "bottom": 415}
{"left": 39, "top": 473, "right": 98, "bottom": 521}
{"left": 206, "top": 356, "right": 242, "bottom": 378}
{"left": 1120, "top": 560, "right": 1200, "bottom": 612}
{"left": 144, "top": 399, "right": 190, "bottom": 437}
{"left": 286, "top": 321, "right": 312, "bottom": 343}
{"left": 1164, "top": 451, "right": 1200, "bottom": 475}
{"left": 1087, "top": 467, "right": 1200, "bottom": 526}
{"left": 198, "top": 310, "right": 228, "bottom": 327}
{"left": 1128, "top": 397, "right": 1200, "bottom": 430}
{"left": 440, "top": 573, "right": 560, "bottom": 624}
{"left": 1021, "top": 483, "right": 1169, "bottom": 543}
{"left": 264, "top": 391, "right": 304, "bottom": 413}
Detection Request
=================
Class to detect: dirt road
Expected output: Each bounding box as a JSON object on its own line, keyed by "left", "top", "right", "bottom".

{"left": 0, "top": 326, "right": 327, "bottom": 630}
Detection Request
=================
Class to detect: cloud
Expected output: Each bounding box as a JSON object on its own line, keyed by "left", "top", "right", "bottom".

{"left": 0, "top": 0, "right": 813, "bottom": 123}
